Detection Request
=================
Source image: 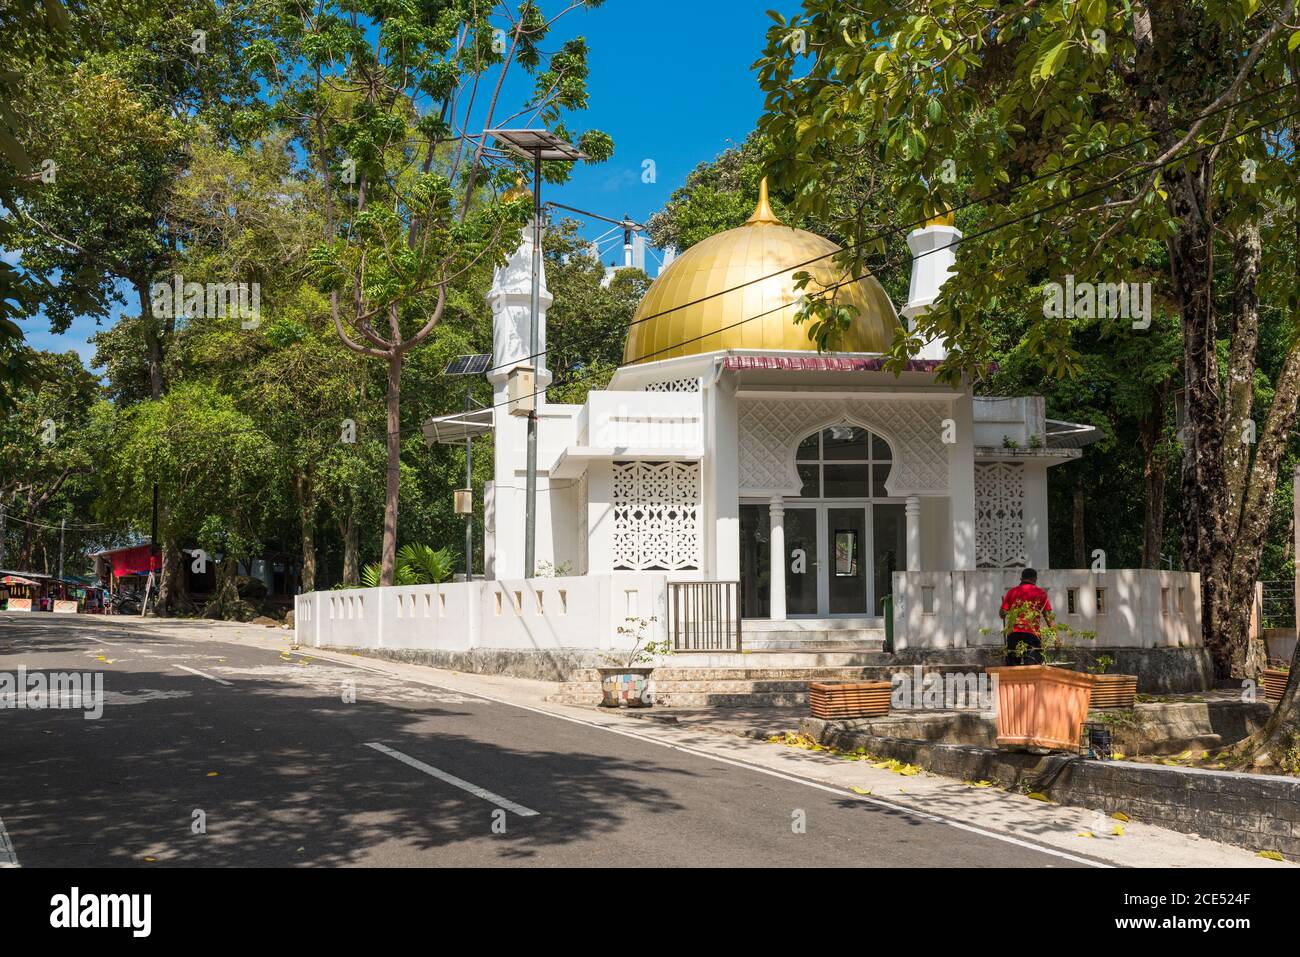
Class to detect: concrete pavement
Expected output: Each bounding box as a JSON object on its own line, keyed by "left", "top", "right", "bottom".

{"left": 0, "top": 612, "right": 1287, "bottom": 868}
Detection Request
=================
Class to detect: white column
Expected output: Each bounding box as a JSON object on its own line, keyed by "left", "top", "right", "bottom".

{"left": 905, "top": 495, "right": 922, "bottom": 572}
{"left": 769, "top": 496, "right": 786, "bottom": 621}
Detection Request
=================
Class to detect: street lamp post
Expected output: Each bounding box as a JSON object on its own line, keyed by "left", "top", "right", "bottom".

{"left": 486, "top": 129, "right": 584, "bottom": 578}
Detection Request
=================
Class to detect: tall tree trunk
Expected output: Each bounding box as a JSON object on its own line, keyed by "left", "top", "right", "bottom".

{"left": 1139, "top": 385, "right": 1169, "bottom": 568}
{"left": 380, "top": 351, "right": 401, "bottom": 586}
{"left": 156, "top": 539, "right": 183, "bottom": 615}
{"left": 1071, "top": 483, "right": 1086, "bottom": 568}
{"left": 341, "top": 511, "right": 359, "bottom": 586}
{"left": 295, "top": 471, "right": 316, "bottom": 593}
{"left": 201, "top": 556, "right": 242, "bottom": 620}
{"left": 135, "top": 281, "right": 164, "bottom": 400}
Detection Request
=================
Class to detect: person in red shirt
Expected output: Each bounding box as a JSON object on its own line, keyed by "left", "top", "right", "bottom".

{"left": 999, "top": 568, "right": 1053, "bottom": 665}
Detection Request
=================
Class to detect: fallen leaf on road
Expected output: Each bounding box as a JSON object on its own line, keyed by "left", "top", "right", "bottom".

{"left": 1111, "top": 825, "right": 1125, "bottom": 836}
{"left": 1076, "top": 832, "right": 1094, "bottom": 838}
{"left": 1111, "top": 811, "right": 1131, "bottom": 822}
{"left": 206, "top": 772, "right": 219, "bottom": 777}
{"left": 143, "top": 857, "right": 156, "bottom": 863}
{"left": 851, "top": 787, "right": 872, "bottom": 795}
{"left": 965, "top": 780, "right": 993, "bottom": 788}
{"left": 1258, "top": 850, "right": 1284, "bottom": 861}
{"left": 1026, "top": 792, "right": 1051, "bottom": 802}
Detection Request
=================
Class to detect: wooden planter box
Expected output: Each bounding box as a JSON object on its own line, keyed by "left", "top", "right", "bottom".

{"left": 809, "top": 681, "right": 891, "bottom": 720}
{"left": 1263, "top": 667, "right": 1290, "bottom": 703}
{"left": 1089, "top": 673, "right": 1138, "bottom": 709}
{"left": 986, "top": 665, "right": 1095, "bottom": 751}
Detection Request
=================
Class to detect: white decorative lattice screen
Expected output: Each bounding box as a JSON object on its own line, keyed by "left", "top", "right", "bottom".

{"left": 975, "top": 462, "right": 1028, "bottom": 568}
{"left": 611, "top": 461, "right": 700, "bottom": 570}
{"left": 644, "top": 376, "right": 700, "bottom": 393}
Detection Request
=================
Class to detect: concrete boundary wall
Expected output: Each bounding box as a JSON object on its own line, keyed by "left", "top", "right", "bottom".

{"left": 295, "top": 573, "right": 669, "bottom": 660}
{"left": 892, "top": 569, "right": 1202, "bottom": 651}
{"left": 803, "top": 720, "right": 1300, "bottom": 861}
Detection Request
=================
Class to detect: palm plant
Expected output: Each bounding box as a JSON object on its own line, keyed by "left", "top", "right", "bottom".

{"left": 360, "top": 544, "right": 454, "bottom": 588}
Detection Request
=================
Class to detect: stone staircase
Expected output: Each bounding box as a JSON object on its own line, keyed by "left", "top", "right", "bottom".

{"left": 548, "top": 661, "right": 979, "bottom": 709}
{"left": 739, "top": 618, "right": 886, "bottom": 651}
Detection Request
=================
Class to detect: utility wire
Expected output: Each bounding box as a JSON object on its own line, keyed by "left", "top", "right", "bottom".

{"left": 441, "top": 99, "right": 1300, "bottom": 421}
{"left": 114, "top": 93, "right": 1300, "bottom": 450}
{"left": 475, "top": 76, "right": 1299, "bottom": 380}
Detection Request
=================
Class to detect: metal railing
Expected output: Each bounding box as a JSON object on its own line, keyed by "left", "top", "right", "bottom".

{"left": 668, "top": 581, "right": 742, "bottom": 652}
{"left": 1260, "top": 579, "right": 1295, "bottom": 630}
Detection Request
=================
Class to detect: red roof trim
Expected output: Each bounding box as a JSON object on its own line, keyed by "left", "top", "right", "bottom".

{"left": 721, "top": 355, "right": 944, "bottom": 373}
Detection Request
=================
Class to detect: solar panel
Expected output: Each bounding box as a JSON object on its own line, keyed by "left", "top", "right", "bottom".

{"left": 444, "top": 354, "right": 492, "bottom": 376}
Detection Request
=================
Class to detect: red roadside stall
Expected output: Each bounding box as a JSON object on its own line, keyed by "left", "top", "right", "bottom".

{"left": 91, "top": 545, "right": 162, "bottom": 614}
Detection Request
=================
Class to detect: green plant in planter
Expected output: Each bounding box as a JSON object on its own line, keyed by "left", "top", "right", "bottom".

{"left": 1088, "top": 654, "right": 1115, "bottom": 675}
{"left": 981, "top": 600, "right": 1096, "bottom": 666}
{"left": 613, "top": 615, "right": 672, "bottom": 668}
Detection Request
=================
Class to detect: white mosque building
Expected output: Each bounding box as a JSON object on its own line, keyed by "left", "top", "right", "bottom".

{"left": 298, "top": 181, "right": 1203, "bottom": 666}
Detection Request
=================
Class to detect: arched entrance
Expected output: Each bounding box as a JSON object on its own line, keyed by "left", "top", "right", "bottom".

{"left": 740, "top": 425, "right": 909, "bottom": 620}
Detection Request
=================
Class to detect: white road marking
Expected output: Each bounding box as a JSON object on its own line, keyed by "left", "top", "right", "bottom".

{"left": 86, "top": 636, "right": 121, "bottom": 647}
{"left": 0, "top": 817, "right": 19, "bottom": 868}
{"left": 173, "top": 664, "right": 233, "bottom": 686}
{"left": 390, "top": 680, "right": 1110, "bottom": 868}
{"left": 363, "top": 742, "right": 539, "bottom": 817}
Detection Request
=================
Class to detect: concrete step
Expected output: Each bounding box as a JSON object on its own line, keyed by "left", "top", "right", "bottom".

{"left": 557, "top": 678, "right": 864, "bottom": 695}
{"left": 550, "top": 663, "right": 985, "bottom": 708}
{"left": 549, "top": 690, "right": 811, "bottom": 708}
{"left": 658, "top": 651, "right": 887, "bottom": 668}
{"left": 564, "top": 665, "right": 902, "bottom": 682}
{"left": 742, "top": 635, "right": 886, "bottom": 651}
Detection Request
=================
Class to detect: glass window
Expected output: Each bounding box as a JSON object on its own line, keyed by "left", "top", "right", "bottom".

{"left": 797, "top": 463, "right": 820, "bottom": 497}
{"left": 796, "top": 433, "right": 820, "bottom": 460}
{"left": 822, "top": 426, "right": 871, "bottom": 460}
{"left": 872, "top": 463, "right": 891, "bottom": 497}
{"left": 794, "top": 427, "right": 895, "bottom": 499}
{"left": 739, "top": 504, "right": 771, "bottom": 619}
{"left": 823, "top": 463, "right": 871, "bottom": 498}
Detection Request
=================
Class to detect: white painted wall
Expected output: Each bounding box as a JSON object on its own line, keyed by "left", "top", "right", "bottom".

{"left": 583, "top": 390, "right": 703, "bottom": 450}
{"left": 1022, "top": 459, "right": 1050, "bottom": 569}
{"left": 949, "top": 384, "right": 977, "bottom": 569}
{"left": 296, "top": 574, "right": 669, "bottom": 654}
{"left": 892, "top": 569, "right": 1203, "bottom": 650}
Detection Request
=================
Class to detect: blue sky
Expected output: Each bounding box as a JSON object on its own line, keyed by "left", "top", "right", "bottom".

{"left": 17, "top": 1, "right": 776, "bottom": 365}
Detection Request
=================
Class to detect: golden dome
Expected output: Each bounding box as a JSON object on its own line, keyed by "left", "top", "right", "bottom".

{"left": 624, "top": 179, "right": 898, "bottom": 365}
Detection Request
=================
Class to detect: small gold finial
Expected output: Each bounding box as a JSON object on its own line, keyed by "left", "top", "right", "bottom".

{"left": 503, "top": 174, "right": 533, "bottom": 204}
{"left": 745, "top": 177, "right": 782, "bottom": 225}
{"left": 923, "top": 197, "right": 954, "bottom": 228}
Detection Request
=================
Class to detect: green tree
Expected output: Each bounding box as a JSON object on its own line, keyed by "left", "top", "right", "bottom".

{"left": 244, "top": 1, "right": 614, "bottom": 586}
{"left": 755, "top": 1, "right": 1299, "bottom": 685}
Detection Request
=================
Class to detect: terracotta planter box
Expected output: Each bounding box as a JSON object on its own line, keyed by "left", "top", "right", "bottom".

{"left": 986, "top": 665, "right": 1095, "bottom": 752}
{"left": 1263, "top": 667, "right": 1290, "bottom": 703}
{"left": 809, "top": 681, "right": 892, "bottom": 720}
{"left": 1089, "top": 673, "right": 1138, "bottom": 709}
{"left": 597, "top": 667, "right": 654, "bottom": 708}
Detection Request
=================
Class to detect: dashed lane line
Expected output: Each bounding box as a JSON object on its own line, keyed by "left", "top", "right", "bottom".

{"left": 363, "top": 742, "right": 539, "bottom": 817}
{"left": 173, "top": 664, "right": 234, "bottom": 686}
{"left": 0, "top": 817, "right": 19, "bottom": 868}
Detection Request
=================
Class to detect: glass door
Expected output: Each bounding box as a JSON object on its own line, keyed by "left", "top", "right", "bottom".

{"left": 783, "top": 507, "right": 819, "bottom": 616}
{"left": 826, "top": 507, "right": 869, "bottom": 615}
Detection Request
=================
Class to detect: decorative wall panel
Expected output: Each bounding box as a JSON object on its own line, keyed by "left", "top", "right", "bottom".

{"left": 644, "top": 376, "right": 701, "bottom": 393}
{"left": 737, "top": 397, "right": 951, "bottom": 495}
{"left": 974, "top": 462, "right": 1027, "bottom": 568}
{"left": 611, "top": 461, "right": 700, "bottom": 570}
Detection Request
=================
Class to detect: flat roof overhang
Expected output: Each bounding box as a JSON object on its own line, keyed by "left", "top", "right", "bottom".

{"left": 551, "top": 447, "right": 703, "bottom": 480}
{"left": 422, "top": 408, "right": 495, "bottom": 445}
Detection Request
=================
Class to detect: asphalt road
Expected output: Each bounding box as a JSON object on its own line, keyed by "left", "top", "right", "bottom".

{"left": 0, "top": 613, "right": 1098, "bottom": 867}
